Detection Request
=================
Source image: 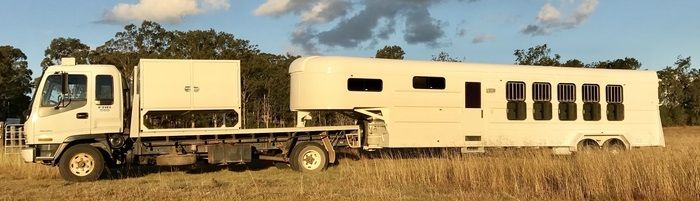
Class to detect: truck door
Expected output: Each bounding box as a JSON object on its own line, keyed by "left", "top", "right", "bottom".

{"left": 91, "top": 74, "right": 122, "bottom": 134}
{"left": 34, "top": 72, "right": 91, "bottom": 143}
{"left": 462, "top": 82, "right": 484, "bottom": 143}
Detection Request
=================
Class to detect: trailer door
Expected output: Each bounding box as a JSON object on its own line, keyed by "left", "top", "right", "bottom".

{"left": 463, "top": 82, "right": 484, "bottom": 142}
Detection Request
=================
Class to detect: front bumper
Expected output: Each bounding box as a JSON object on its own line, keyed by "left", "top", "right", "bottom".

{"left": 20, "top": 147, "right": 35, "bottom": 163}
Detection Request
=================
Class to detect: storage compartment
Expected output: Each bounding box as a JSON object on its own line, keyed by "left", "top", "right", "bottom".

{"left": 138, "top": 59, "right": 242, "bottom": 130}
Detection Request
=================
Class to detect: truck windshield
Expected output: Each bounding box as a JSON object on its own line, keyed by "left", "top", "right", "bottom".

{"left": 39, "top": 74, "right": 87, "bottom": 107}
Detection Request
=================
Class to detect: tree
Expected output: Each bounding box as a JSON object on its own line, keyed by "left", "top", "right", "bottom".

{"left": 658, "top": 56, "right": 693, "bottom": 126}
{"left": 588, "top": 57, "right": 641, "bottom": 70}
{"left": 375, "top": 45, "right": 405, "bottom": 60}
{"left": 91, "top": 21, "right": 173, "bottom": 77}
{"left": 561, "top": 59, "right": 585, "bottom": 67}
{"left": 0, "top": 45, "right": 33, "bottom": 120}
{"left": 432, "top": 51, "right": 462, "bottom": 62}
{"left": 513, "top": 44, "right": 561, "bottom": 66}
{"left": 40, "top": 37, "right": 90, "bottom": 70}
{"left": 514, "top": 44, "right": 641, "bottom": 70}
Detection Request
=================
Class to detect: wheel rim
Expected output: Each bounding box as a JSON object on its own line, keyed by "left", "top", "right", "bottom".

{"left": 69, "top": 153, "right": 95, "bottom": 177}
{"left": 301, "top": 149, "right": 322, "bottom": 170}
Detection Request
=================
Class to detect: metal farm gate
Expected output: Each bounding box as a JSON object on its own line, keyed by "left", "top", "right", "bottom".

{"left": 2, "top": 122, "right": 26, "bottom": 154}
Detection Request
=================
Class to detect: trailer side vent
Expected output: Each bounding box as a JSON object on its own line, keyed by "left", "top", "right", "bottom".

{"left": 506, "top": 81, "right": 526, "bottom": 120}
{"left": 582, "top": 84, "right": 601, "bottom": 121}
{"left": 558, "top": 83, "right": 577, "bottom": 121}
{"left": 606, "top": 85, "right": 624, "bottom": 121}
{"left": 532, "top": 82, "right": 552, "bottom": 120}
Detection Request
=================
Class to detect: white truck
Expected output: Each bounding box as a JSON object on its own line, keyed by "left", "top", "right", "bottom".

{"left": 22, "top": 58, "right": 360, "bottom": 181}
{"left": 22, "top": 56, "right": 664, "bottom": 182}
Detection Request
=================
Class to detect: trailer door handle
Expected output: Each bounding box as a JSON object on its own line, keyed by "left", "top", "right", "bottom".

{"left": 76, "top": 112, "right": 89, "bottom": 119}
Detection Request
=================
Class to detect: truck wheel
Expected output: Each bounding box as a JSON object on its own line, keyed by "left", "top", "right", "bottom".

{"left": 290, "top": 142, "right": 328, "bottom": 172}
{"left": 59, "top": 144, "right": 105, "bottom": 182}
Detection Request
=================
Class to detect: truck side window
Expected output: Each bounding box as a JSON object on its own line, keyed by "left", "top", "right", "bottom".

{"left": 582, "top": 84, "right": 601, "bottom": 121}
{"left": 40, "top": 75, "right": 63, "bottom": 107}
{"left": 96, "top": 75, "right": 114, "bottom": 105}
{"left": 506, "top": 81, "right": 526, "bottom": 120}
{"left": 40, "top": 74, "right": 87, "bottom": 107}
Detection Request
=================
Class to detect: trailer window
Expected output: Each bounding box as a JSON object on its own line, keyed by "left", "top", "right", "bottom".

{"left": 413, "top": 76, "right": 445, "bottom": 89}
{"left": 557, "top": 83, "right": 577, "bottom": 121}
{"left": 532, "top": 82, "right": 552, "bottom": 120}
{"left": 606, "top": 85, "right": 624, "bottom": 121}
{"left": 465, "top": 82, "right": 481, "bottom": 108}
{"left": 96, "top": 75, "right": 114, "bottom": 105}
{"left": 582, "top": 84, "right": 601, "bottom": 121}
{"left": 506, "top": 81, "right": 526, "bottom": 120}
{"left": 348, "top": 78, "right": 382, "bottom": 92}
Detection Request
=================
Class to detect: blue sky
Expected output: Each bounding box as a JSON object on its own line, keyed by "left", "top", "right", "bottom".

{"left": 0, "top": 0, "right": 698, "bottom": 76}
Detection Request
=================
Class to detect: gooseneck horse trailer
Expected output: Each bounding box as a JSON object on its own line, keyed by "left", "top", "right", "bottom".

{"left": 21, "top": 56, "right": 664, "bottom": 181}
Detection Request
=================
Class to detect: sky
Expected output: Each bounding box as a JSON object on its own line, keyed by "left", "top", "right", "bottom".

{"left": 0, "top": 0, "right": 698, "bottom": 77}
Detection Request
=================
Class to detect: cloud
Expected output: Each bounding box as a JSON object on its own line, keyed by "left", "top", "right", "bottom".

{"left": 522, "top": 0, "right": 599, "bottom": 36}
{"left": 100, "top": 0, "right": 230, "bottom": 24}
{"left": 254, "top": 0, "right": 350, "bottom": 24}
{"left": 471, "top": 34, "right": 495, "bottom": 44}
{"left": 255, "top": 0, "right": 465, "bottom": 53}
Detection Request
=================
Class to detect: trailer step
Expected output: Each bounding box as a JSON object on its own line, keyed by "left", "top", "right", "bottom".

{"left": 461, "top": 146, "right": 485, "bottom": 153}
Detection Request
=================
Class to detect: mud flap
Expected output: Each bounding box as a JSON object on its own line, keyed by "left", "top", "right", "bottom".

{"left": 321, "top": 135, "right": 336, "bottom": 164}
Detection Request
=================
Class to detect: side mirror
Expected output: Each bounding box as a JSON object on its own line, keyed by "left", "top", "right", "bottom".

{"left": 61, "top": 72, "right": 69, "bottom": 95}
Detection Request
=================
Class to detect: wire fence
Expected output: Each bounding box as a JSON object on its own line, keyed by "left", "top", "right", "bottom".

{"left": 2, "top": 122, "right": 26, "bottom": 154}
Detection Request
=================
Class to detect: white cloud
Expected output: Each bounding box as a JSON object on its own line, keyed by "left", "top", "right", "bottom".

{"left": 537, "top": 3, "right": 561, "bottom": 24}
{"left": 301, "top": 0, "right": 349, "bottom": 23}
{"left": 253, "top": 0, "right": 296, "bottom": 16}
{"left": 254, "top": 0, "right": 349, "bottom": 24}
{"left": 522, "top": 0, "right": 599, "bottom": 36}
{"left": 100, "top": 0, "right": 230, "bottom": 24}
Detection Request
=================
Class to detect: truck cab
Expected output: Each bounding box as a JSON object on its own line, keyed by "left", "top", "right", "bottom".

{"left": 22, "top": 58, "right": 127, "bottom": 164}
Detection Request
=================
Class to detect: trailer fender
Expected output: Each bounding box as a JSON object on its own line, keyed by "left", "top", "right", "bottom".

{"left": 51, "top": 134, "right": 112, "bottom": 165}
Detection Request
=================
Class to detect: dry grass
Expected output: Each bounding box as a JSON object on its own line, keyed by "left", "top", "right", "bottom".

{"left": 1, "top": 127, "right": 699, "bottom": 201}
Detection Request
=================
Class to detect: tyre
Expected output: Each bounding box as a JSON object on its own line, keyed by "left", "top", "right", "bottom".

{"left": 604, "top": 139, "right": 626, "bottom": 154}
{"left": 577, "top": 139, "right": 600, "bottom": 152}
{"left": 58, "top": 144, "right": 105, "bottom": 182}
{"left": 289, "top": 142, "right": 328, "bottom": 172}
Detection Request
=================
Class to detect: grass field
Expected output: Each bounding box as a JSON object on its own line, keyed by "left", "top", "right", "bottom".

{"left": 1, "top": 127, "right": 699, "bottom": 201}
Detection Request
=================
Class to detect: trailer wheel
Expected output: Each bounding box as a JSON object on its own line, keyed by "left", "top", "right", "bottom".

{"left": 603, "top": 139, "right": 626, "bottom": 154}
{"left": 290, "top": 142, "right": 328, "bottom": 172}
{"left": 58, "top": 144, "right": 105, "bottom": 182}
{"left": 576, "top": 139, "right": 600, "bottom": 152}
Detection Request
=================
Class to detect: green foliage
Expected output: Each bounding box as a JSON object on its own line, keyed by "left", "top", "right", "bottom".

{"left": 587, "top": 58, "right": 641, "bottom": 70}
{"left": 513, "top": 44, "right": 562, "bottom": 66}
{"left": 375, "top": 45, "right": 405, "bottom": 60}
{"left": 0, "top": 45, "right": 33, "bottom": 120}
{"left": 561, "top": 59, "right": 585, "bottom": 67}
{"left": 514, "top": 44, "right": 640, "bottom": 70}
{"left": 432, "top": 51, "right": 462, "bottom": 62}
{"left": 658, "top": 56, "right": 695, "bottom": 126}
{"left": 40, "top": 37, "right": 90, "bottom": 70}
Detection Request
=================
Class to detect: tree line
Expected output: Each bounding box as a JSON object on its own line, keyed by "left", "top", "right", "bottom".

{"left": 0, "top": 21, "right": 696, "bottom": 127}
